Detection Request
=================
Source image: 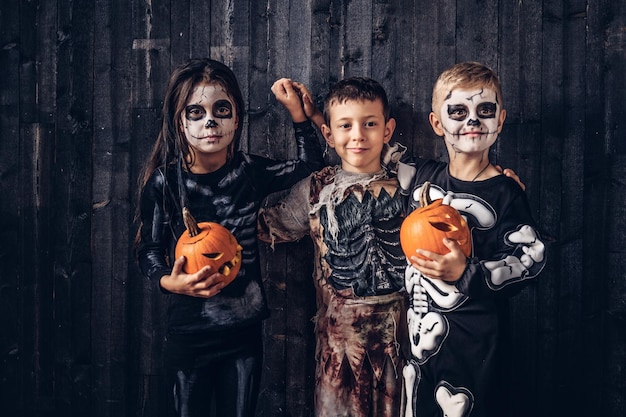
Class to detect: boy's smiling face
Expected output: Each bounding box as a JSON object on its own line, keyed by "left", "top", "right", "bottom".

{"left": 431, "top": 87, "right": 506, "bottom": 154}
{"left": 322, "top": 98, "right": 396, "bottom": 173}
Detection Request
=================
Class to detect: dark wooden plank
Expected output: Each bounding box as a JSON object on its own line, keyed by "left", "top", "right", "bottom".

{"left": 495, "top": 2, "right": 544, "bottom": 416}
{"left": 559, "top": 3, "right": 588, "bottom": 416}
{"left": 537, "top": 1, "right": 568, "bottom": 416}
{"left": 18, "top": 123, "right": 56, "bottom": 416}
{"left": 127, "top": 4, "right": 175, "bottom": 413}
{"left": 170, "top": 0, "right": 191, "bottom": 65}
{"left": 91, "top": 0, "right": 134, "bottom": 415}
{"left": 130, "top": 0, "right": 171, "bottom": 109}
{"left": 284, "top": 239, "right": 317, "bottom": 417}
{"left": 455, "top": 0, "right": 499, "bottom": 67}
{"left": 421, "top": 0, "right": 457, "bottom": 161}
{"left": 343, "top": 0, "right": 372, "bottom": 77}
{"left": 248, "top": 0, "right": 271, "bottom": 157}
{"left": 326, "top": 0, "right": 345, "bottom": 92}
{"left": 14, "top": 0, "right": 40, "bottom": 413}
{"left": 310, "top": 0, "right": 332, "bottom": 126}
{"left": 254, "top": 2, "right": 290, "bottom": 413}
{"left": 17, "top": 0, "right": 58, "bottom": 414}
{"left": 588, "top": 1, "right": 625, "bottom": 415}
{"left": 18, "top": 0, "right": 38, "bottom": 125}
{"left": 210, "top": 0, "right": 251, "bottom": 152}
{"left": 188, "top": 1, "right": 213, "bottom": 60}
{"left": 392, "top": 0, "right": 435, "bottom": 160}
{"left": 54, "top": 0, "right": 95, "bottom": 414}
{"left": 0, "top": 0, "right": 22, "bottom": 412}
{"left": 128, "top": 106, "right": 168, "bottom": 417}
{"left": 605, "top": 155, "right": 626, "bottom": 416}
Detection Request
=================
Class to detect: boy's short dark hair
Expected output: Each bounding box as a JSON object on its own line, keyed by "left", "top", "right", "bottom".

{"left": 432, "top": 62, "right": 504, "bottom": 117}
{"left": 323, "top": 77, "right": 391, "bottom": 125}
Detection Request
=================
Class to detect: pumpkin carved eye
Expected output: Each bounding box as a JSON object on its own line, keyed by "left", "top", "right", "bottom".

{"left": 400, "top": 182, "right": 472, "bottom": 260}
{"left": 429, "top": 219, "right": 461, "bottom": 233}
{"left": 203, "top": 252, "right": 224, "bottom": 261}
{"left": 174, "top": 208, "right": 244, "bottom": 288}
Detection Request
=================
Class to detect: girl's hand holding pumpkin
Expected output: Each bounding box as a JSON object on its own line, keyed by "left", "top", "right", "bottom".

{"left": 160, "top": 256, "right": 225, "bottom": 298}
{"left": 410, "top": 238, "right": 467, "bottom": 283}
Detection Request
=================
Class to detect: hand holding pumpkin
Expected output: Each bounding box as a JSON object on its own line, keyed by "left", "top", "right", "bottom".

{"left": 165, "top": 208, "right": 243, "bottom": 298}
{"left": 159, "top": 256, "right": 226, "bottom": 298}
{"left": 408, "top": 238, "right": 468, "bottom": 283}
{"left": 400, "top": 181, "right": 471, "bottom": 282}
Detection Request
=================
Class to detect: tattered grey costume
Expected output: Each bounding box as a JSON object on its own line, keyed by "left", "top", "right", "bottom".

{"left": 259, "top": 165, "right": 409, "bottom": 417}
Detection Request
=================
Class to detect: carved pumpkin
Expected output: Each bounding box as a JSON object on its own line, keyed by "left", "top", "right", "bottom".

{"left": 175, "top": 208, "right": 243, "bottom": 286}
{"left": 400, "top": 182, "right": 471, "bottom": 260}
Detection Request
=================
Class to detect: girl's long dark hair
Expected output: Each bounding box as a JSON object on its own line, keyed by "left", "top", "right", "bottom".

{"left": 134, "top": 59, "right": 245, "bottom": 247}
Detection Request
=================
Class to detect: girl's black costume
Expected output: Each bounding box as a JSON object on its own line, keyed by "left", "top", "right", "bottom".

{"left": 401, "top": 159, "right": 547, "bottom": 417}
{"left": 137, "top": 121, "right": 324, "bottom": 416}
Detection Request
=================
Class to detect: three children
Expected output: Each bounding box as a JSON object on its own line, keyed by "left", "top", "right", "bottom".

{"left": 136, "top": 57, "right": 545, "bottom": 417}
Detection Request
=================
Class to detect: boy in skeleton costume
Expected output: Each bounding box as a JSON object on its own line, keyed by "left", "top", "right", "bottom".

{"left": 258, "top": 77, "right": 409, "bottom": 417}
{"left": 400, "top": 62, "right": 547, "bottom": 417}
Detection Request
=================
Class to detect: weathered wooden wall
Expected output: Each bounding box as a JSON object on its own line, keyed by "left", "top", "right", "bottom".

{"left": 0, "top": 0, "right": 624, "bottom": 416}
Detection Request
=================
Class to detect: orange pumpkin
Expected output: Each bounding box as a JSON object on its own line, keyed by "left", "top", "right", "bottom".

{"left": 175, "top": 208, "right": 243, "bottom": 286}
{"left": 400, "top": 182, "right": 471, "bottom": 260}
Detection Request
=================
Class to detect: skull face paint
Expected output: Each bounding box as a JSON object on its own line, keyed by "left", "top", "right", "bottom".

{"left": 181, "top": 82, "right": 238, "bottom": 158}
{"left": 439, "top": 88, "right": 503, "bottom": 154}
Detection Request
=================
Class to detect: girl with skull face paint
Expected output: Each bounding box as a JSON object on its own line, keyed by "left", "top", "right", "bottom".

{"left": 400, "top": 62, "right": 547, "bottom": 417}
{"left": 135, "top": 59, "right": 324, "bottom": 417}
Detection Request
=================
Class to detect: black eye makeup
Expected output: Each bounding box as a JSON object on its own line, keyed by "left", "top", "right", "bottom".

{"left": 447, "top": 104, "right": 469, "bottom": 121}
{"left": 447, "top": 102, "right": 497, "bottom": 121}
{"left": 213, "top": 100, "right": 233, "bottom": 119}
{"left": 185, "top": 105, "right": 206, "bottom": 121}
{"left": 184, "top": 101, "right": 233, "bottom": 122}
{"left": 476, "top": 102, "right": 496, "bottom": 118}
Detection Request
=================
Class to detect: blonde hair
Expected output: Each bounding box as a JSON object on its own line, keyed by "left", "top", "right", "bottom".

{"left": 432, "top": 62, "right": 504, "bottom": 116}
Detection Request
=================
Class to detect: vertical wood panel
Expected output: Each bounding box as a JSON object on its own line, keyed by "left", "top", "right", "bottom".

{"left": 55, "top": 0, "right": 95, "bottom": 414}
{"left": 343, "top": 0, "right": 373, "bottom": 76}
{"left": 129, "top": 106, "right": 168, "bottom": 417}
{"left": 20, "top": 123, "right": 56, "bottom": 416}
{"left": 92, "top": 0, "right": 135, "bottom": 414}
{"left": 588, "top": 1, "right": 625, "bottom": 416}
{"left": 538, "top": 1, "right": 566, "bottom": 416}
{"left": 496, "top": 2, "right": 543, "bottom": 416}
{"left": 455, "top": 0, "right": 499, "bottom": 66}
{"left": 0, "top": 0, "right": 22, "bottom": 411}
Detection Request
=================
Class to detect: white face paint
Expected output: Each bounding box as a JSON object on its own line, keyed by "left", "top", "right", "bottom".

{"left": 439, "top": 88, "right": 502, "bottom": 154}
{"left": 181, "top": 82, "right": 238, "bottom": 159}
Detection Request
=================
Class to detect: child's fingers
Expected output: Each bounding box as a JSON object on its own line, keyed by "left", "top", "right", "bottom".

{"left": 171, "top": 256, "right": 186, "bottom": 276}
{"left": 271, "top": 78, "right": 291, "bottom": 97}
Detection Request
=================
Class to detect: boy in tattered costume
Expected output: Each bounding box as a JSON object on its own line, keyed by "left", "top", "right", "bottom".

{"left": 258, "top": 77, "right": 409, "bottom": 417}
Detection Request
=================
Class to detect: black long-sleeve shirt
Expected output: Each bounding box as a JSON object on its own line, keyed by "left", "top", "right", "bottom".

{"left": 137, "top": 121, "right": 324, "bottom": 336}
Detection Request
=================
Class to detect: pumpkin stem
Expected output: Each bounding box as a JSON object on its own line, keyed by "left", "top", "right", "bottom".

{"left": 419, "top": 181, "right": 432, "bottom": 207}
{"left": 182, "top": 207, "right": 201, "bottom": 237}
